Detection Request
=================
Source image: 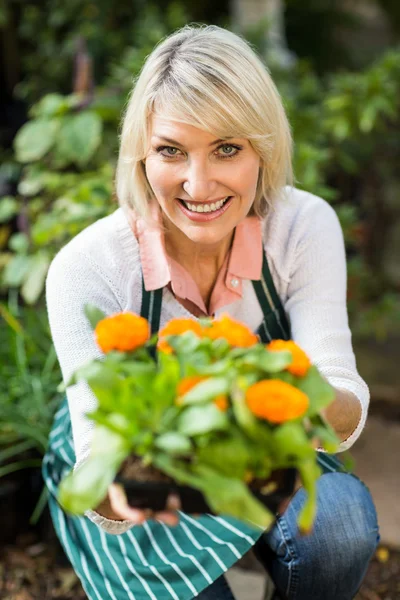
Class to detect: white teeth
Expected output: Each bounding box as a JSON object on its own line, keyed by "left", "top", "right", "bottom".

{"left": 183, "top": 197, "right": 230, "bottom": 213}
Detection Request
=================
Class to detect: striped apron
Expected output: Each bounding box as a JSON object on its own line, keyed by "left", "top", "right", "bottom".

{"left": 42, "top": 252, "right": 345, "bottom": 599}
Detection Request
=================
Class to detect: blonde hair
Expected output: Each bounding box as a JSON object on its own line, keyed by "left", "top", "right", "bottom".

{"left": 116, "top": 24, "right": 293, "bottom": 219}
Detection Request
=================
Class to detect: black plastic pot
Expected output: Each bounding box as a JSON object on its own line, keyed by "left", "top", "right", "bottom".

{"left": 115, "top": 468, "right": 297, "bottom": 516}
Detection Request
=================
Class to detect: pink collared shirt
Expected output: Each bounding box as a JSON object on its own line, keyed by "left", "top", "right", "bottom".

{"left": 134, "top": 208, "right": 263, "bottom": 316}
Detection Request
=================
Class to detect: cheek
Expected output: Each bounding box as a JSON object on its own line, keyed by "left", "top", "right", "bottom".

{"left": 232, "top": 159, "right": 260, "bottom": 196}
{"left": 145, "top": 159, "right": 174, "bottom": 195}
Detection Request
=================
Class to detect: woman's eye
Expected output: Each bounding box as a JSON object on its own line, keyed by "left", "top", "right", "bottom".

{"left": 157, "top": 146, "right": 181, "bottom": 157}
{"left": 217, "top": 144, "right": 241, "bottom": 158}
{"left": 155, "top": 144, "right": 241, "bottom": 159}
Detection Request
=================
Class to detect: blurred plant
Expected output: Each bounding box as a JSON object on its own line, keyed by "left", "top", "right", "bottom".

{"left": 0, "top": 290, "right": 63, "bottom": 477}
{"left": 0, "top": 92, "right": 117, "bottom": 304}
{"left": 269, "top": 48, "right": 400, "bottom": 338}
{"left": 3, "top": 0, "right": 188, "bottom": 103}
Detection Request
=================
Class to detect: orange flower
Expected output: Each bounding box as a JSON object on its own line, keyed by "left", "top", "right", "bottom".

{"left": 95, "top": 312, "right": 150, "bottom": 353}
{"left": 267, "top": 340, "right": 311, "bottom": 377}
{"left": 246, "top": 379, "right": 309, "bottom": 423}
{"left": 214, "top": 395, "right": 229, "bottom": 411}
{"left": 158, "top": 318, "right": 203, "bottom": 353}
{"left": 205, "top": 315, "right": 258, "bottom": 348}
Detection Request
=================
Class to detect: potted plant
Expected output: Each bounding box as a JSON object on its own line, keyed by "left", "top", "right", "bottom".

{"left": 58, "top": 308, "right": 339, "bottom": 533}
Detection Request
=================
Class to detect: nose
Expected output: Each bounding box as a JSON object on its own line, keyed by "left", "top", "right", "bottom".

{"left": 182, "top": 158, "right": 218, "bottom": 202}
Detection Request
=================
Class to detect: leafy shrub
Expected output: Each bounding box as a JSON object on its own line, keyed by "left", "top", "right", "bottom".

{"left": 0, "top": 291, "right": 63, "bottom": 477}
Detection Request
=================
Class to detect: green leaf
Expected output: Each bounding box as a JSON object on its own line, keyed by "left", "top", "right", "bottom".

{"left": 196, "top": 433, "right": 252, "bottom": 479}
{"left": 311, "top": 425, "right": 339, "bottom": 453}
{"left": 180, "top": 377, "right": 229, "bottom": 405}
{"left": 9, "top": 232, "right": 29, "bottom": 253}
{"left": 296, "top": 458, "right": 321, "bottom": 534}
{"left": 59, "top": 425, "right": 130, "bottom": 515}
{"left": 21, "top": 252, "right": 50, "bottom": 304}
{"left": 192, "top": 464, "right": 275, "bottom": 530}
{"left": 0, "top": 196, "right": 18, "bottom": 222}
{"left": 272, "top": 422, "right": 315, "bottom": 463}
{"left": 195, "top": 358, "right": 231, "bottom": 376}
{"left": 154, "top": 432, "right": 192, "bottom": 456}
{"left": 296, "top": 367, "right": 335, "bottom": 416}
{"left": 56, "top": 112, "right": 102, "bottom": 166}
{"left": 84, "top": 303, "right": 106, "bottom": 330}
{"left": 231, "top": 382, "right": 261, "bottom": 441}
{"left": 153, "top": 351, "right": 180, "bottom": 403}
{"left": 30, "top": 94, "right": 68, "bottom": 118}
{"left": 14, "top": 119, "right": 59, "bottom": 163}
{"left": 240, "top": 348, "right": 292, "bottom": 373}
{"left": 167, "top": 331, "right": 203, "bottom": 354}
{"left": 178, "top": 403, "right": 229, "bottom": 436}
{"left": 17, "top": 166, "right": 48, "bottom": 196}
{"left": 69, "top": 360, "right": 129, "bottom": 414}
{"left": 359, "top": 104, "right": 376, "bottom": 133}
{"left": 2, "top": 254, "right": 32, "bottom": 287}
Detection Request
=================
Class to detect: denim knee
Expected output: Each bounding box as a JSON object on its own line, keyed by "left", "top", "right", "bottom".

{"left": 260, "top": 472, "right": 380, "bottom": 600}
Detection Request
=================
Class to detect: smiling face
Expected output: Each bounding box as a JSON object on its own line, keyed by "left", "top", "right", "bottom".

{"left": 144, "top": 115, "right": 261, "bottom": 249}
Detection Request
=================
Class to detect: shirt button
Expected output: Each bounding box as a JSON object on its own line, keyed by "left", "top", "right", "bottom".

{"left": 230, "top": 278, "right": 239, "bottom": 288}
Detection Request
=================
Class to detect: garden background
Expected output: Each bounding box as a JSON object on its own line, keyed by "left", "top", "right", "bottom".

{"left": 1, "top": 0, "right": 399, "bottom": 598}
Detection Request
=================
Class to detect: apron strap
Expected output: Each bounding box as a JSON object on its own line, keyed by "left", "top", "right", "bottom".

{"left": 252, "top": 253, "right": 291, "bottom": 342}
{"left": 140, "top": 277, "right": 162, "bottom": 335}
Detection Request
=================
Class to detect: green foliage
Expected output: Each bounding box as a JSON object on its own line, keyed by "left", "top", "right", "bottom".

{"left": 271, "top": 49, "right": 400, "bottom": 337}
{"left": 6, "top": 0, "right": 188, "bottom": 103}
{"left": 0, "top": 291, "right": 63, "bottom": 475}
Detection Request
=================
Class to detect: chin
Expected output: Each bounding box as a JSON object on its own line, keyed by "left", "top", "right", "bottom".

{"left": 180, "top": 224, "right": 231, "bottom": 246}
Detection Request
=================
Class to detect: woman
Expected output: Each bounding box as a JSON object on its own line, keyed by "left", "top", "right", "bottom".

{"left": 43, "top": 25, "right": 379, "bottom": 600}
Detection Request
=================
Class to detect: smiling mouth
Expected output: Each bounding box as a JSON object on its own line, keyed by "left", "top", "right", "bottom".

{"left": 177, "top": 197, "right": 231, "bottom": 213}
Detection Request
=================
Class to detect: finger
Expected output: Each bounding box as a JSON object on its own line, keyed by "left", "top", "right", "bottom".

{"left": 165, "top": 492, "right": 181, "bottom": 511}
{"left": 155, "top": 510, "right": 180, "bottom": 526}
{"left": 108, "top": 483, "right": 148, "bottom": 523}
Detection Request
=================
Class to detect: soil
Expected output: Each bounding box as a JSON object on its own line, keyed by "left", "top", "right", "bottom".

{"left": 119, "top": 454, "right": 175, "bottom": 483}
{"left": 119, "top": 454, "right": 290, "bottom": 495}
{"left": 1, "top": 533, "right": 399, "bottom": 599}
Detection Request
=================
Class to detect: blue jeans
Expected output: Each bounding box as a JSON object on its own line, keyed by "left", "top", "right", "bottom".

{"left": 196, "top": 472, "right": 380, "bottom": 600}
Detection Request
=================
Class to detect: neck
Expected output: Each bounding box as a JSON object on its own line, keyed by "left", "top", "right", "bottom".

{"left": 163, "top": 217, "right": 234, "bottom": 271}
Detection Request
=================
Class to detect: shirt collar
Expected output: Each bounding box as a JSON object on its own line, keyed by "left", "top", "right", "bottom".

{"left": 135, "top": 206, "right": 263, "bottom": 292}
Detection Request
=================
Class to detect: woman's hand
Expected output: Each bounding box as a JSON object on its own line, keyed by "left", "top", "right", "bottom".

{"left": 95, "top": 483, "right": 181, "bottom": 526}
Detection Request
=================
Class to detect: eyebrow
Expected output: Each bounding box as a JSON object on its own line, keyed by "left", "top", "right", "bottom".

{"left": 152, "top": 135, "right": 233, "bottom": 147}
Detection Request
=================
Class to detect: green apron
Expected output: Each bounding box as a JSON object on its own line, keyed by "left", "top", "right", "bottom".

{"left": 42, "top": 253, "right": 344, "bottom": 600}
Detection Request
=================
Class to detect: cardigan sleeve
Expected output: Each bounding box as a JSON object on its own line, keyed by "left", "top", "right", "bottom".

{"left": 46, "top": 245, "right": 136, "bottom": 534}
{"left": 284, "top": 195, "right": 369, "bottom": 451}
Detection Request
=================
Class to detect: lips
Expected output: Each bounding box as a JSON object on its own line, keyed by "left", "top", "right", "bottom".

{"left": 175, "top": 196, "right": 233, "bottom": 222}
